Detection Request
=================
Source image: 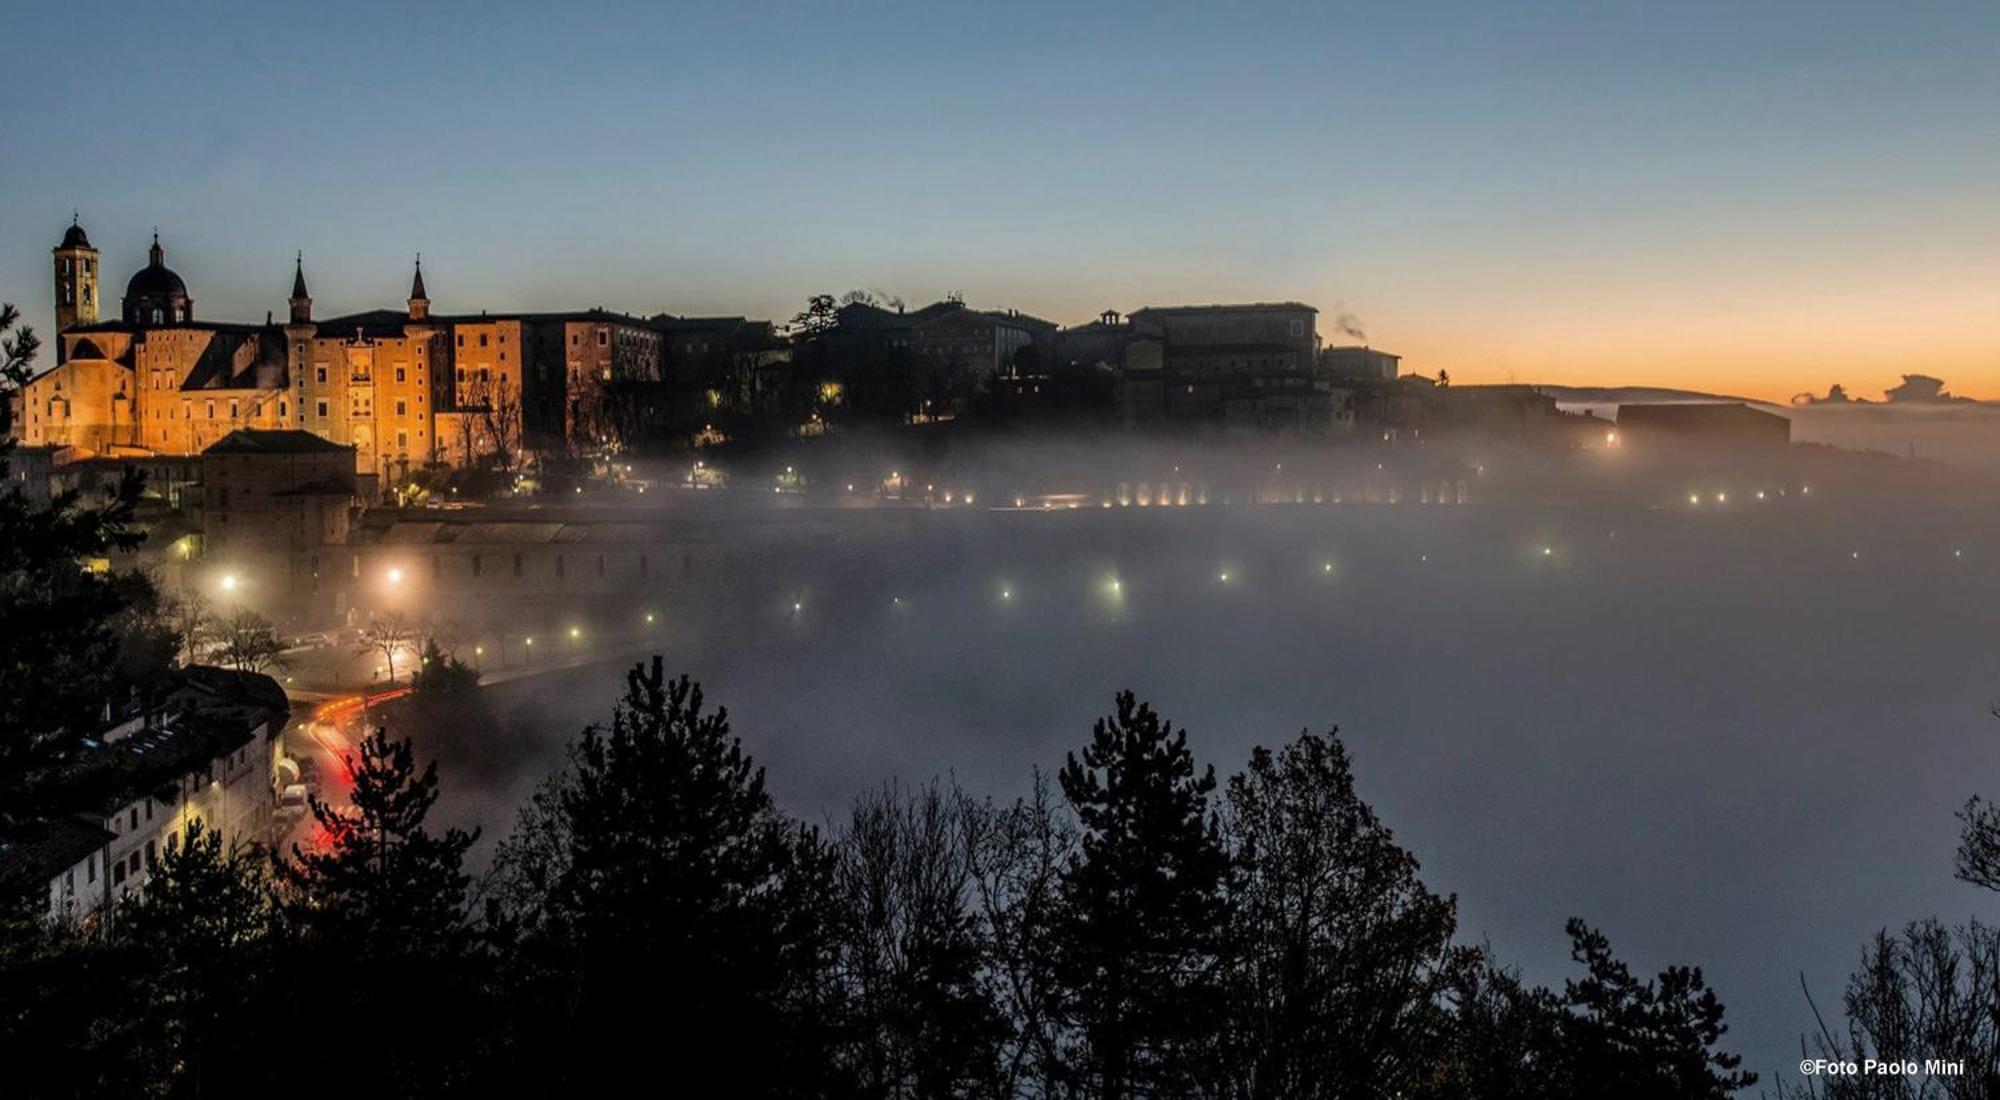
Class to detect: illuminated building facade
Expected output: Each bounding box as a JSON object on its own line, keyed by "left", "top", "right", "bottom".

{"left": 13, "top": 221, "right": 689, "bottom": 477}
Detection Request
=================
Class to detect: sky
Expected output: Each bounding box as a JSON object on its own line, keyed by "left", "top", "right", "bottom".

{"left": 2, "top": 0, "right": 1996, "bottom": 402}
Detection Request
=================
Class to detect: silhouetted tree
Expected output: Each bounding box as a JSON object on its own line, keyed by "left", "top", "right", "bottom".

{"left": 495, "top": 659, "right": 834, "bottom": 1095}
{"left": 1432, "top": 921, "right": 1753, "bottom": 1100}
{"left": 1055, "top": 691, "right": 1233, "bottom": 1098}
{"left": 0, "top": 455, "right": 158, "bottom": 820}
{"left": 1778, "top": 919, "right": 2000, "bottom": 1100}
{"left": 790, "top": 293, "right": 840, "bottom": 337}
{"left": 0, "top": 868, "right": 110, "bottom": 1098}
{"left": 357, "top": 610, "right": 416, "bottom": 684}
{"left": 1222, "top": 729, "right": 1473, "bottom": 1097}
{"left": 1958, "top": 797, "right": 2000, "bottom": 896}
{"left": 829, "top": 780, "right": 1007, "bottom": 1095}
{"left": 1551, "top": 918, "right": 1754, "bottom": 1097}
{"left": 103, "top": 821, "right": 280, "bottom": 1095}
{"left": 0, "top": 304, "right": 39, "bottom": 438}
{"left": 409, "top": 637, "right": 478, "bottom": 697}
{"left": 162, "top": 588, "right": 214, "bottom": 663}
{"left": 278, "top": 727, "right": 484, "bottom": 1095}
{"left": 215, "top": 607, "right": 287, "bottom": 673}
{"left": 1953, "top": 708, "right": 2000, "bottom": 895}
{"left": 965, "top": 770, "right": 1076, "bottom": 1096}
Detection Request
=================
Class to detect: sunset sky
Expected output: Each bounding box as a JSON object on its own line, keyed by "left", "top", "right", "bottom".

{"left": 3, "top": 1, "right": 1994, "bottom": 403}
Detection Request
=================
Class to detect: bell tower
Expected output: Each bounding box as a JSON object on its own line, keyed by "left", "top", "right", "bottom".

{"left": 52, "top": 215, "right": 99, "bottom": 361}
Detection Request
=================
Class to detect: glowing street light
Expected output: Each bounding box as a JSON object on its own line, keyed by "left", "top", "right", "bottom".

{"left": 219, "top": 573, "right": 240, "bottom": 592}
{"left": 645, "top": 611, "right": 657, "bottom": 624}
{"left": 568, "top": 626, "right": 581, "bottom": 640}
{"left": 386, "top": 567, "right": 403, "bottom": 585}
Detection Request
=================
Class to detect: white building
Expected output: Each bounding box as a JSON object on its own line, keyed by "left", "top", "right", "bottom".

{"left": 0, "top": 667, "right": 290, "bottom": 923}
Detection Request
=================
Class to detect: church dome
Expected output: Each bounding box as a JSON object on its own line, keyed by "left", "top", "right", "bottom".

{"left": 125, "top": 260, "right": 188, "bottom": 301}
{"left": 59, "top": 222, "right": 92, "bottom": 250}
{"left": 122, "top": 234, "right": 193, "bottom": 325}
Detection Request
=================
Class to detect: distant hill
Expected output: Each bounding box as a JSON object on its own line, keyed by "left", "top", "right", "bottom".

{"left": 1529, "top": 384, "right": 1779, "bottom": 409}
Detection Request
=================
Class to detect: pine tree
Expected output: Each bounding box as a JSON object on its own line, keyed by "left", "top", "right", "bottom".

{"left": 1430, "top": 922, "right": 1755, "bottom": 1100}
{"left": 1223, "top": 730, "right": 1472, "bottom": 1098}
{"left": 279, "top": 726, "right": 484, "bottom": 1096}
{"left": 1055, "top": 691, "right": 1232, "bottom": 1099}
{"left": 1551, "top": 919, "right": 1755, "bottom": 1098}
{"left": 0, "top": 455, "right": 160, "bottom": 819}
{"left": 501, "top": 658, "right": 830, "bottom": 1095}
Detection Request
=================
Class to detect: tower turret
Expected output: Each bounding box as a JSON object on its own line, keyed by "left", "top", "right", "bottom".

{"left": 407, "top": 255, "right": 429, "bottom": 322}
{"left": 52, "top": 215, "right": 99, "bottom": 360}
{"left": 289, "top": 252, "right": 312, "bottom": 324}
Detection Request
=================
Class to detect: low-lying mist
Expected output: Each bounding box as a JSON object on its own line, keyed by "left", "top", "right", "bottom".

{"left": 393, "top": 438, "right": 2000, "bottom": 1079}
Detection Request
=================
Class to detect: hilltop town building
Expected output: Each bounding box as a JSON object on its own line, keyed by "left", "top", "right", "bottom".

{"left": 14, "top": 220, "right": 1417, "bottom": 465}
{"left": 11, "top": 221, "right": 770, "bottom": 479}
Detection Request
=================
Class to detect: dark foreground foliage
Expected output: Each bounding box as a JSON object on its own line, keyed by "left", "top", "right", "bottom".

{"left": 0, "top": 659, "right": 1758, "bottom": 1099}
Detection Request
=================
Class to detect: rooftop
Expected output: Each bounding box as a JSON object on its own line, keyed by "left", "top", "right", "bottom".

{"left": 204, "top": 429, "right": 353, "bottom": 456}
{"left": 0, "top": 816, "right": 114, "bottom": 883}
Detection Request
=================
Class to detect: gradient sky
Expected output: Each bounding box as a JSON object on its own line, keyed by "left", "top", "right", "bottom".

{"left": 3, "top": 1, "right": 1995, "bottom": 402}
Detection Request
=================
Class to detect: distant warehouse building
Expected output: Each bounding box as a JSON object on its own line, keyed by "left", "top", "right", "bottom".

{"left": 1615, "top": 402, "right": 1790, "bottom": 449}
